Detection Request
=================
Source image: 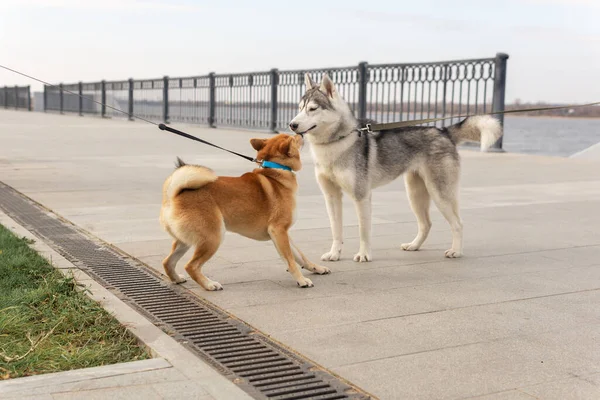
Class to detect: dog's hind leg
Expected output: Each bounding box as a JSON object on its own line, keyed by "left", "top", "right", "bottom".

{"left": 423, "top": 164, "right": 463, "bottom": 258}
{"left": 269, "top": 227, "right": 314, "bottom": 288}
{"left": 163, "top": 240, "right": 190, "bottom": 283}
{"left": 290, "top": 239, "right": 331, "bottom": 275}
{"left": 402, "top": 171, "right": 432, "bottom": 251}
{"left": 184, "top": 238, "right": 223, "bottom": 291}
{"left": 317, "top": 175, "right": 344, "bottom": 262}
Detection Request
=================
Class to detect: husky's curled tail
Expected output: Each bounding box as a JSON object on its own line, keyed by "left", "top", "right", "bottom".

{"left": 446, "top": 115, "right": 503, "bottom": 151}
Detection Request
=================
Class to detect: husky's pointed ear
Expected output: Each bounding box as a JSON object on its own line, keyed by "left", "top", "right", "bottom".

{"left": 304, "top": 73, "right": 317, "bottom": 91}
{"left": 250, "top": 138, "right": 266, "bottom": 151}
{"left": 319, "top": 73, "right": 336, "bottom": 98}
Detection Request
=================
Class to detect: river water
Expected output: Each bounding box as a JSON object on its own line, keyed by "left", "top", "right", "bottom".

{"left": 502, "top": 116, "right": 600, "bottom": 157}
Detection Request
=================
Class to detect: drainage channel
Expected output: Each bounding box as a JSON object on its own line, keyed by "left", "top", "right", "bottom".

{"left": 0, "top": 181, "right": 371, "bottom": 400}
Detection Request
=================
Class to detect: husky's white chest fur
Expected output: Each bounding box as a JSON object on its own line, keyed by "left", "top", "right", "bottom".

{"left": 309, "top": 135, "right": 361, "bottom": 193}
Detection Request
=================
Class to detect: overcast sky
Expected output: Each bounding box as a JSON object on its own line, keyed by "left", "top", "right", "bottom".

{"left": 1, "top": 0, "right": 598, "bottom": 103}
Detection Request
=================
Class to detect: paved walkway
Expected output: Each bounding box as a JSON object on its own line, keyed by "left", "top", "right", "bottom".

{"left": 1, "top": 110, "right": 600, "bottom": 399}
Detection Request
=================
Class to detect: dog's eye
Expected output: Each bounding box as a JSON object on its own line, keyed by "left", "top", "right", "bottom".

{"left": 308, "top": 106, "right": 318, "bottom": 112}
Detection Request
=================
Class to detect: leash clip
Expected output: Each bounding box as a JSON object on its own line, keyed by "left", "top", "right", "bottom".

{"left": 358, "top": 124, "right": 372, "bottom": 137}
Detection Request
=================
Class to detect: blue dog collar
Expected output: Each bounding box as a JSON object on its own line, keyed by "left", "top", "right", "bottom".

{"left": 261, "top": 160, "right": 292, "bottom": 171}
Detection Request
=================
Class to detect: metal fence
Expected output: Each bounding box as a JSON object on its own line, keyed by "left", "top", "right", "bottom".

{"left": 44, "top": 53, "right": 508, "bottom": 148}
{"left": 0, "top": 86, "right": 32, "bottom": 110}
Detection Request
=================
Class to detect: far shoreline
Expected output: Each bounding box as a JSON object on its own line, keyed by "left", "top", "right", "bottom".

{"left": 504, "top": 114, "right": 600, "bottom": 121}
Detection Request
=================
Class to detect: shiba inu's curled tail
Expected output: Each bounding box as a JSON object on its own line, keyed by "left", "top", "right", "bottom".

{"left": 165, "top": 158, "right": 217, "bottom": 199}
{"left": 446, "top": 115, "right": 503, "bottom": 151}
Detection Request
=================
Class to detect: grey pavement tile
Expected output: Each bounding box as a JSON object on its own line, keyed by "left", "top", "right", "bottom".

{"left": 5, "top": 368, "right": 187, "bottom": 397}
{"left": 520, "top": 373, "right": 600, "bottom": 400}
{"left": 0, "top": 359, "right": 172, "bottom": 395}
{"left": 225, "top": 287, "right": 444, "bottom": 333}
{"left": 269, "top": 296, "right": 598, "bottom": 368}
{"left": 333, "top": 334, "right": 590, "bottom": 400}
{"left": 530, "top": 327, "right": 600, "bottom": 377}
{"left": 468, "top": 390, "right": 537, "bottom": 399}
{"left": 418, "top": 251, "right": 599, "bottom": 281}
{"left": 190, "top": 278, "right": 353, "bottom": 308}
{"left": 151, "top": 380, "right": 210, "bottom": 399}
{"left": 64, "top": 368, "right": 188, "bottom": 394}
{"left": 541, "top": 245, "right": 600, "bottom": 266}
{"left": 220, "top": 265, "right": 600, "bottom": 334}
{"left": 52, "top": 385, "right": 162, "bottom": 400}
{"left": 3, "top": 395, "right": 55, "bottom": 400}
{"left": 402, "top": 264, "right": 600, "bottom": 310}
{"left": 527, "top": 289, "right": 600, "bottom": 321}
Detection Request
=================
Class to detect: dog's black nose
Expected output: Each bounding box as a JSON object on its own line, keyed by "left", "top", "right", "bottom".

{"left": 289, "top": 122, "right": 299, "bottom": 131}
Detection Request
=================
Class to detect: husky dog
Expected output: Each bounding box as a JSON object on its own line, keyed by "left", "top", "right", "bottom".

{"left": 289, "top": 74, "right": 502, "bottom": 262}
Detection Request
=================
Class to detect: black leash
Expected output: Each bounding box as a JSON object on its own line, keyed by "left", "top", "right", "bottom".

{"left": 362, "top": 102, "right": 600, "bottom": 132}
{"left": 158, "top": 124, "right": 256, "bottom": 162}
{"left": 0, "top": 64, "right": 258, "bottom": 163}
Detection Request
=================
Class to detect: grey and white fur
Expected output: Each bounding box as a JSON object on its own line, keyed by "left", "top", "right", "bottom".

{"left": 290, "top": 73, "right": 503, "bottom": 262}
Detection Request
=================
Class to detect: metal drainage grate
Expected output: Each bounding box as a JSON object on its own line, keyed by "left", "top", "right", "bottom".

{"left": 0, "top": 181, "right": 371, "bottom": 400}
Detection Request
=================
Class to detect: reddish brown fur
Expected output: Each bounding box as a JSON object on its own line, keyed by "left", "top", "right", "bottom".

{"left": 160, "top": 134, "right": 330, "bottom": 291}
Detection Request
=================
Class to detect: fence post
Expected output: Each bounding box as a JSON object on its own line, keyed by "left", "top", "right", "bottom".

{"left": 358, "top": 61, "right": 368, "bottom": 120}
{"left": 441, "top": 64, "right": 449, "bottom": 126}
{"left": 101, "top": 80, "right": 106, "bottom": 117}
{"left": 27, "top": 85, "right": 31, "bottom": 111}
{"left": 78, "top": 81, "right": 83, "bottom": 116}
{"left": 14, "top": 85, "right": 18, "bottom": 110}
{"left": 59, "top": 83, "right": 64, "bottom": 114}
{"left": 128, "top": 78, "right": 134, "bottom": 121}
{"left": 163, "top": 76, "right": 169, "bottom": 123}
{"left": 43, "top": 85, "right": 47, "bottom": 112}
{"left": 4, "top": 86, "right": 7, "bottom": 109}
{"left": 490, "top": 52, "right": 509, "bottom": 151}
{"left": 270, "top": 68, "right": 278, "bottom": 133}
{"left": 208, "top": 72, "right": 216, "bottom": 128}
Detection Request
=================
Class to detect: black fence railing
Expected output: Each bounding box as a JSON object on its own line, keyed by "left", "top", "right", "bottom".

{"left": 0, "top": 85, "right": 31, "bottom": 110}
{"left": 43, "top": 53, "right": 508, "bottom": 149}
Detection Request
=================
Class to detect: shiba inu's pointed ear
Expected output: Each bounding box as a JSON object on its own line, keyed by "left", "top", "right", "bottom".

{"left": 250, "top": 138, "right": 266, "bottom": 151}
{"left": 304, "top": 73, "right": 317, "bottom": 91}
{"left": 286, "top": 136, "right": 300, "bottom": 158}
{"left": 320, "top": 73, "right": 336, "bottom": 98}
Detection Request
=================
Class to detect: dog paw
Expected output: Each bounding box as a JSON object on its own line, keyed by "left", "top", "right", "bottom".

{"left": 353, "top": 252, "right": 372, "bottom": 262}
{"left": 297, "top": 277, "right": 314, "bottom": 288}
{"left": 204, "top": 280, "right": 224, "bottom": 291}
{"left": 313, "top": 265, "right": 331, "bottom": 275}
{"left": 173, "top": 276, "right": 187, "bottom": 284}
{"left": 321, "top": 250, "right": 341, "bottom": 262}
{"left": 444, "top": 249, "right": 463, "bottom": 258}
{"left": 401, "top": 242, "right": 420, "bottom": 251}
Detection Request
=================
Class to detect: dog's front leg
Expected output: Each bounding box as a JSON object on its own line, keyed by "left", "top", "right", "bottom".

{"left": 317, "top": 174, "right": 343, "bottom": 261}
{"left": 290, "top": 239, "right": 331, "bottom": 275}
{"left": 269, "top": 226, "right": 314, "bottom": 288}
{"left": 353, "top": 194, "right": 372, "bottom": 262}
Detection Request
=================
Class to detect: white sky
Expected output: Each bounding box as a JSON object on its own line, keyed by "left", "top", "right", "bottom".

{"left": 1, "top": 0, "right": 598, "bottom": 103}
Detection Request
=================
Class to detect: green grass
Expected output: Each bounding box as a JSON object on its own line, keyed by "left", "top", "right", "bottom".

{"left": 0, "top": 223, "right": 149, "bottom": 379}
